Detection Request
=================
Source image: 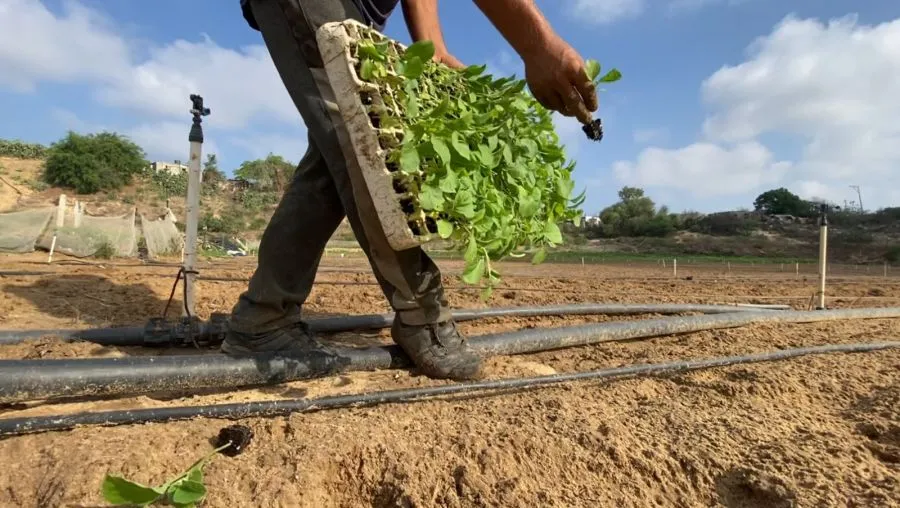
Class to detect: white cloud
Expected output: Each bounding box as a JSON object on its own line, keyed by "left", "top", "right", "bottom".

{"left": 126, "top": 122, "right": 222, "bottom": 164}
{"left": 230, "top": 130, "right": 309, "bottom": 165}
{"left": 0, "top": 0, "right": 129, "bottom": 91}
{"left": 613, "top": 141, "right": 790, "bottom": 196}
{"left": 566, "top": 0, "right": 645, "bottom": 25}
{"left": 667, "top": 0, "right": 748, "bottom": 14}
{"left": 613, "top": 14, "right": 900, "bottom": 209}
{"left": 633, "top": 127, "right": 669, "bottom": 144}
{"left": 98, "top": 39, "right": 296, "bottom": 129}
{"left": 51, "top": 108, "right": 95, "bottom": 132}
{"left": 0, "top": 0, "right": 298, "bottom": 132}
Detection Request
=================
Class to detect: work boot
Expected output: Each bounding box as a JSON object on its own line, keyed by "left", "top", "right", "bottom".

{"left": 221, "top": 321, "right": 331, "bottom": 356}
{"left": 391, "top": 319, "right": 483, "bottom": 380}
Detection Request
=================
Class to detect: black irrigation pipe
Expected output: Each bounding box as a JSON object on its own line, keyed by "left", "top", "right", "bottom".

{"left": 1, "top": 340, "right": 896, "bottom": 436}
{"left": 0, "top": 303, "right": 790, "bottom": 345}
{"left": 0, "top": 307, "right": 896, "bottom": 404}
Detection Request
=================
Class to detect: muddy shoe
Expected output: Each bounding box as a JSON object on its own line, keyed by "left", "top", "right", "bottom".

{"left": 391, "top": 319, "right": 483, "bottom": 380}
{"left": 221, "top": 322, "right": 330, "bottom": 356}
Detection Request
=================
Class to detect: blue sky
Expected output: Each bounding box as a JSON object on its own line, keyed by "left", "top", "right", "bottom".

{"left": 1, "top": 0, "right": 898, "bottom": 214}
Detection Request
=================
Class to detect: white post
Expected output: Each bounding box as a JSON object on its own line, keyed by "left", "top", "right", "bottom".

{"left": 816, "top": 206, "right": 828, "bottom": 310}
{"left": 795, "top": 262, "right": 799, "bottom": 278}
{"left": 73, "top": 200, "right": 83, "bottom": 228}
{"left": 727, "top": 261, "right": 731, "bottom": 274}
{"left": 183, "top": 142, "right": 202, "bottom": 317}
{"left": 47, "top": 235, "right": 57, "bottom": 264}
{"left": 56, "top": 194, "right": 67, "bottom": 228}
{"left": 673, "top": 258, "right": 677, "bottom": 278}
{"left": 182, "top": 94, "right": 209, "bottom": 317}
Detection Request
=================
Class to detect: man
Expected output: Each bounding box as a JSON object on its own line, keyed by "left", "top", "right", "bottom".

{"left": 226, "top": 0, "right": 598, "bottom": 381}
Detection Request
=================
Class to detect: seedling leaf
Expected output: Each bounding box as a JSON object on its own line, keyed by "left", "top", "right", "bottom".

{"left": 544, "top": 221, "right": 563, "bottom": 244}
{"left": 170, "top": 480, "right": 207, "bottom": 505}
{"left": 436, "top": 219, "right": 454, "bottom": 238}
{"left": 585, "top": 59, "right": 601, "bottom": 81}
{"left": 101, "top": 475, "right": 162, "bottom": 506}
{"left": 450, "top": 132, "right": 471, "bottom": 160}
{"left": 404, "top": 40, "right": 435, "bottom": 63}
{"left": 461, "top": 256, "right": 485, "bottom": 284}
{"left": 431, "top": 137, "right": 451, "bottom": 164}
{"left": 399, "top": 143, "right": 420, "bottom": 173}
{"left": 599, "top": 68, "right": 622, "bottom": 83}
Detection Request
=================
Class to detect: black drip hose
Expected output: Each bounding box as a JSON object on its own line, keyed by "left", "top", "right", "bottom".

{"left": 0, "top": 303, "right": 789, "bottom": 345}
{"left": 1, "top": 341, "right": 896, "bottom": 436}
{"left": 0, "top": 307, "right": 896, "bottom": 404}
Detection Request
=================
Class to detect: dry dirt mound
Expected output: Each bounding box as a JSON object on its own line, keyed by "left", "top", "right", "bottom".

{"left": 0, "top": 258, "right": 897, "bottom": 506}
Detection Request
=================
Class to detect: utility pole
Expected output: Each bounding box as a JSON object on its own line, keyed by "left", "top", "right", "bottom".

{"left": 849, "top": 185, "right": 863, "bottom": 213}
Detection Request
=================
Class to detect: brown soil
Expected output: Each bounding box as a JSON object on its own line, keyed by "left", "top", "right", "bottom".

{"left": 0, "top": 156, "right": 41, "bottom": 212}
{"left": 0, "top": 253, "right": 898, "bottom": 507}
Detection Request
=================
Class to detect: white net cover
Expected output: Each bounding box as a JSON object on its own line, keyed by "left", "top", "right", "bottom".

{"left": 141, "top": 209, "right": 183, "bottom": 259}
{"left": 37, "top": 208, "right": 138, "bottom": 257}
{"left": 0, "top": 207, "right": 55, "bottom": 253}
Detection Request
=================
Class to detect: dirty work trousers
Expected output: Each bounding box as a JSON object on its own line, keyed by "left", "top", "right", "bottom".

{"left": 229, "top": 0, "right": 450, "bottom": 335}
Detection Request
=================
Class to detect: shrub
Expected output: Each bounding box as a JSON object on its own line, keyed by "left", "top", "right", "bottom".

{"left": 249, "top": 217, "right": 269, "bottom": 230}
{"left": 94, "top": 242, "right": 116, "bottom": 259}
{"left": 594, "top": 187, "right": 674, "bottom": 237}
{"left": 151, "top": 170, "right": 188, "bottom": 198}
{"left": 692, "top": 212, "right": 759, "bottom": 236}
{"left": 234, "top": 154, "right": 294, "bottom": 193}
{"left": 0, "top": 139, "right": 47, "bottom": 159}
{"left": 200, "top": 210, "right": 244, "bottom": 234}
{"left": 43, "top": 132, "right": 147, "bottom": 194}
{"left": 241, "top": 190, "right": 278, "bottom": 211}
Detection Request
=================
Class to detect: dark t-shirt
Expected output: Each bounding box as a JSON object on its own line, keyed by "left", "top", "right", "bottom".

{"left": 241, "top": 0, "right": 400, "bottom": 31}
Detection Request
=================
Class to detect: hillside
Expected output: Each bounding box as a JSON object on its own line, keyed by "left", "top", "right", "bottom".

{"left": 0, "top": 155, "right": 351, "bottom": 251}
{"left": 2, "top": 154, "right": 898, "bottom": 264}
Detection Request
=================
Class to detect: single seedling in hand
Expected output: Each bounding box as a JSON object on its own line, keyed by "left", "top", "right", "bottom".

{"left": 581, "top": 59, "right": 622, "bottom": 141}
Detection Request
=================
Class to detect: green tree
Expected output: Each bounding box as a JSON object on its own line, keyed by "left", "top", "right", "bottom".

{"left": 596, "top": 186, "right": 676, "bottom": 237}
{"left": 43, "top": 131, "right": 147, "bottom": 194}
{"left": 753, "top": 188, "right": 812, "bottom": 216}
{"left": 234, "top": 154, "right": 294, "bottom": 192}
{"left": 202, "top": 153, "right": 226, "bottom": 187}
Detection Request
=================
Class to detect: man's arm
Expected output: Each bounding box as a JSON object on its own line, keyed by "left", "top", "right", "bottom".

{"left": 472, "top": 0, "right": 597, "bottom": 123}
{"left": 401, "top": 0, "right": 464, "bottom": 69}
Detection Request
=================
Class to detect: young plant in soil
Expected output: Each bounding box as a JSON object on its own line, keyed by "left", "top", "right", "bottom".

{"left": 351, "top": 28, "right": 620, "bottom": 295}
{"left": 101, "top": 425, "right": 253, "bottom": 507}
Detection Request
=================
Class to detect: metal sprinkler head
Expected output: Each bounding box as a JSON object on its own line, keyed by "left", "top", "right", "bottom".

{"left": 190, "top": 94, "right": 211, "bottom": 118}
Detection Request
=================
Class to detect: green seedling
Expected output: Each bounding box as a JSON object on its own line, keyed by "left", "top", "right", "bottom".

{"left": 584, "top": 59, "right": 622, "bottom": 86}
{"left": 352, "top": 28, "right": 621, "bottom": 297}
{"left": 101, "top": 425, "right": 252, "bottom": 507}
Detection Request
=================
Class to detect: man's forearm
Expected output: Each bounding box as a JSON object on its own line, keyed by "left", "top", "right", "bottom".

{"left": 472, "top": 0, "right": 557, "bottom": 59}
{"left": 401, "top": 0, "right": 449, "bottom": 54}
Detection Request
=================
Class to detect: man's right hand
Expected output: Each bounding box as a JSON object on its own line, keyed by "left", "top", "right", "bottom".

{"left": 523, "top": 36, "right": 598, "bottom": 124}
{"left": 472, "top": 0, "right": 599, "bottom": 124}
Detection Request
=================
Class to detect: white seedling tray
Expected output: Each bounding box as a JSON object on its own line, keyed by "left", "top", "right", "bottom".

{"left": 317, "top": 20, "right": 428, "bottom": 251}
